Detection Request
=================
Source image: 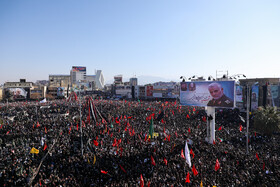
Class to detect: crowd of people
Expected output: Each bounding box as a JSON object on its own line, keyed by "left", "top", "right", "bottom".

{"left": 0, "top": 98, "right": 279, "bottom": 186}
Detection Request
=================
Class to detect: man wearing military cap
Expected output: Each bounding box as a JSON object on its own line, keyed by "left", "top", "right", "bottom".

{"left": 207, "top": 82, "right": 233, "bottom": 107}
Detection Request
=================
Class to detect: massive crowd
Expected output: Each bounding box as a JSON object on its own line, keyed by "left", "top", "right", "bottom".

{"left": 0, "top": 98, "right": 279, "bottom": 186}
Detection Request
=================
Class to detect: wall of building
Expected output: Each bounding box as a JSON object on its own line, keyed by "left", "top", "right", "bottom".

{"left": 49, "top": 75, "right": 70, "bottom": 87}
{"left": 0, "top": 88, "right": 2, "bottom": 101}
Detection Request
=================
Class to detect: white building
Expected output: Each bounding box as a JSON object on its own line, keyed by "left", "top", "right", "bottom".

{"left": 70, "top": 66, "right": 87, "bottom": 85}
{"left": 95, "top": 70, "right": 105, "bottom": 90}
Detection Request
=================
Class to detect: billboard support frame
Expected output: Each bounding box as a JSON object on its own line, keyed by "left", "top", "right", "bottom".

{"left": 206, "top": 106, "right": 215, "bottom": 144}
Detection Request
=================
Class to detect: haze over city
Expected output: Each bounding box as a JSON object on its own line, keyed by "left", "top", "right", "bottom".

{"left": 1, "top": 0, "right": 280, "bottom": 85}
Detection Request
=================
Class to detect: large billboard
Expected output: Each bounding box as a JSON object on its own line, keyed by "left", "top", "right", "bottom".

{"left": 251, "top": 85, "right": 259, "bottom": 110}
{"left": 270, "top": 85, "right": 279, "bottom": 107}
{"left": 57, "top": 87, "right": 65, "bottom": 97}
{"left": 72, "top": 66, "right": 86, "bottom": 72}
{"left": 235, "top": 85, "right": 243, "bottom": 102}
{"left": 180, "top": 81, "right": 235, "bottom": 108}
{"left": 4, "top": 88, "right": 28, "bottom": 100}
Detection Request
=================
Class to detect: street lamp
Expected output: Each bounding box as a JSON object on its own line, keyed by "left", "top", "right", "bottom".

{"left": 180, "top": 76, "right": 186, "bottom": 82}
{"left": 208, "top": 76, "right": 216, "bottom": 81}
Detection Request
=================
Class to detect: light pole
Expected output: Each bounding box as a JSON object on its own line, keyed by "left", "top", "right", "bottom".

{"left": 245, "top": 81, "right": 258, "bottom": 154}
{"left": 246, "top": 83, "right": 250, "bottom": 154}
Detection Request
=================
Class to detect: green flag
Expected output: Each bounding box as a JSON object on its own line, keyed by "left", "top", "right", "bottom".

{"left": 149, "top": 117, "right": 154, "bottom": 138}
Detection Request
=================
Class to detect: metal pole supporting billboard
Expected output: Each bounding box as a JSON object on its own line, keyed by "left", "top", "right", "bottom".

{"left": 206, "top": 106, "right": 215, "bottom": 144}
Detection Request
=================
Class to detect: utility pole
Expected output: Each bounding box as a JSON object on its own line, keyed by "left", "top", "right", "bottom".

{"left": 246, "top": 84, "right": 249, "bottom": 154}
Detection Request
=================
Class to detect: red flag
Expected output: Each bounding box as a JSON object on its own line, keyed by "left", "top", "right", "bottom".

{"left": 192, "top": 165, "right": 198, "bottom": 176}
{"left": 140, "top": 174, "right": 144, "bottom": 187}
{"left": 188, "top": 128, "right": 191, "bottom": 133}
{"left": 213, "top": 140, "right": 216, "bottom": 145}
{"left": 151, "top": 156, "right": 156, "bottom": 166}
{"left": 6, "top": 131, "right": 10, "bottom": 135}
{"left": 36, "top": 122, "right": 40, "bottom": 127}
{"left": 76, "top": 124, "right": 79, "bottom": 131}
{"left": 193, "top": 107, "right": 196, "bottom": 112}
{"left": 202, "top": 116, "right": 206, "bottom": 122}
{"left": 262, "top": 162, "right": 265, "bottom": 171}
{"left": 185, "top": 172, "right": 190, "bottom": 183}
{"left": 215, "top": 159, "right": 220, "bottom": 171}
{"left": 101, "top": 170, "right": 108, "bottom": 174}
{"left": 147, "top": 181, "right": 150, "bottom": 187}
{"left": 112, "top": 138, "right": 117, "bottom": 147}
{"left": 218, "top": 126, "right": 222, "bottom": 131}
{"left": 190, "top": 149, "right": 195, "bottom": 158}
{"left": 186, "top": 114, "right": 190, "bottom": 119}
{"left": 118, "top": 138, "right": 122, "bottom": 146}
{"left": 43, "top": 143, "right": 47, "bottom": 151}
{"left": 181, "top": 149, "right": 185, "bottom": 159}
{"left": 256, "top": 153, "right": 260, "bottom": 160}
{"left": 167, "top": 135, "right": 171, "bottom": 142}
{"left": 163, "top": 158, "right": 168, "bottom": 165}
{"left": 239, "top": 125, "right": 243, "bottom": 132}
{"left": 93, "top": 140, "right": 99, "bottom": 146}
{"left": 144, "top": 134, "right": 148, "bottom": 141}
{"left": 119, "top": 165, "right": 127, "bottom": 173}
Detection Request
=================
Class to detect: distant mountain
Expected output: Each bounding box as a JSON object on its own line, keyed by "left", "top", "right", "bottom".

{"left": 137, "top": 75, "right": 178, "bottom": 85}
{"left": 105, "top": 75, "right": 178, "bottom": 85}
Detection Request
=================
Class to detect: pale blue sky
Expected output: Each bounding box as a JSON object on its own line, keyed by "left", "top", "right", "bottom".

{"left": 0, "top": 0, "right": 280, "bottom": 85}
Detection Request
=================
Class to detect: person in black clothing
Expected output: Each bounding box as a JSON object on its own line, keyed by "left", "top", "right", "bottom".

{"left": 207, "top": 82, "right": 233, "bottom": 107}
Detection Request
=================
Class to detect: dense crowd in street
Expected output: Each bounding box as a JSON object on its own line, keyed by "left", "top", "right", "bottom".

{"left": 0, "top": 98, "right": 279, "bottom": 186}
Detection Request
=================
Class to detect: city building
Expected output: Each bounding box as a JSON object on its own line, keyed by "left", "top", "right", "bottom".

{"left": 130, "top": 77, "right": 138, "bottom": 86}
{"left": 114, "top": 75, "right": 123, "bottom": 85}
{"left": 151, "top": 81, "right": 179, "bottom": 99}
{"left": 49, "top": 75, "right": 71, "bottom": 87}
{"left": 0, "top": 88, "right": 3, "bottom": 101}
{"left": 95, "top": 70, "right": 105, "bottom": 90}
{"left": 70, "top": 66, "right": 87, "bottom": 85}
{"left": 30, "top": 85, "right": 47, "bottom": 100}
{"left": 115, "top": 85, "right": 132, "bottom": 99}
{"left": 239, "top": 78, "right": 280, "bottom": 108}
{"left": 3, "top": 79, "right": 33, "bottom": 100}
